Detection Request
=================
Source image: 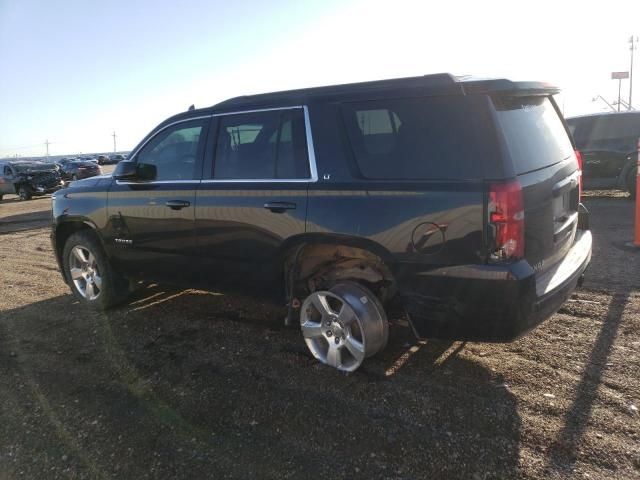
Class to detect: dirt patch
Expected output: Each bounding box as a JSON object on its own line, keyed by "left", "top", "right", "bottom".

{"left": 0, "top": 193, "right": 638, "bottom": 479}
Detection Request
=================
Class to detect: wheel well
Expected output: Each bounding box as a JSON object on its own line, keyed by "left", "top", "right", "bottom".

{"left": 55, "top": 222, "right": 93, "bottom": 263}
{"left": 286, "top": 243, "right": 396, "bottom": 307}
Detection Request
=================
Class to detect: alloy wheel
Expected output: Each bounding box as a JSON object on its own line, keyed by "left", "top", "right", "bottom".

{"left": 300, "top": 283, "right": 388, "bottom": 372}
{"left": 69, "top": 245, "right": 102, "bottom": 300}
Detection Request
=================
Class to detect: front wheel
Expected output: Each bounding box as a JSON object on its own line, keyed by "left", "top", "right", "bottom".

{"left": 18, "top": 186, "right": 32, "bottom": 201}
{"left": 62, "top": 230, "right": 129, "bottom": 310}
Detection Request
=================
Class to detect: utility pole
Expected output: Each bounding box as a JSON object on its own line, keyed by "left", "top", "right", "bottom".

{"left": 45, "top": 139, "right": 50, "bottom": 156}
{"left": 630, "top": 36, "right": 638, "bottom": 110}
{"left": 112, "top": 131, "right": 117, "bottom": 153}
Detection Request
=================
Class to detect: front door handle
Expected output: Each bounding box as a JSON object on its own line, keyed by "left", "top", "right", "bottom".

{"left": 165, "top": 200, "right": 191, "bottom": 210}
{"left": 264, "top": 201, "right": 296, "bottom": 213}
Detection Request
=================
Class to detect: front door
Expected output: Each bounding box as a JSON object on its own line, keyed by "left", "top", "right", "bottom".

{"left": 195, "top": 107, "right": 312, "bottom": 296}
{"left": 107, "top": 118, "right": 209, "bottom": 282}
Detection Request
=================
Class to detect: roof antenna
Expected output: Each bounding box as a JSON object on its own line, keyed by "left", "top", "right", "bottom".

{"left": 188, "top": 104, "right": 195, "bottom": 111}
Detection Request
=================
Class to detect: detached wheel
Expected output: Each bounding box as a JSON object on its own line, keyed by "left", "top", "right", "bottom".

{"left": 63, "top": 230, "right": 129, "bottom": 310}
{"left": 300, "top": 282, "right": 388, "bottom": 372}
{"left": 18, "top": 186, "right": 32, "bottom": 201}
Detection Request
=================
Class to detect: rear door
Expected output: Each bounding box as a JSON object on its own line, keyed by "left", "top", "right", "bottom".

{"left": 492, "top": 95, "right": 580, "bottom": 274}
{"left": 194, "top": 107, "right": 313, "bottom": 295}
{"left": 107, "top": 117, "right": 209, "bottom": 280}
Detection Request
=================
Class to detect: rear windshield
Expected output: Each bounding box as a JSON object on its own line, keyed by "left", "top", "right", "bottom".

{"left": 341, "top": 95, "right": 497, "bottom": 180}
{"left": 493, "top": 96, "right": 574, "bottom": 175}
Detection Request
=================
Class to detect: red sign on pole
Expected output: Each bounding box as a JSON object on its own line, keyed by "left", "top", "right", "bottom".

{"left": 612, "top": 71, "right": 630, "bottom": 80}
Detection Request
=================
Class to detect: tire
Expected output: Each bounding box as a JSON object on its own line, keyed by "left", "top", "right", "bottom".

{"left": 0, "top": 194, "right": 3, "bottom": 201}
{"left": 18, "top": 185, "right": 32, "bottom": 201}
{"left": 62, "top": 230, "right": 129, "bottom": 310}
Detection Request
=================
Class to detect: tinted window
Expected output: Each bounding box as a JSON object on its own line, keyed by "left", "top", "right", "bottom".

{"left": 214, "top": 109, "right": 309, "bottom": 180}
{"left": 493, "top": 96, "right": 573, "bottom": 175}
{"left": 571, "top": 114, "right": 640, "bottom": 145}
{"left": 136, "top": 120, "right": 205, "bottom": 180}
{"left": 341, "top": 96, "right": 494, "bottom": 179}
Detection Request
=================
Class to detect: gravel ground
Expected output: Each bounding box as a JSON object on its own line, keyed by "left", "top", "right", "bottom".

{"left": 0, "top": 187, "right": 638, "bottom": 479}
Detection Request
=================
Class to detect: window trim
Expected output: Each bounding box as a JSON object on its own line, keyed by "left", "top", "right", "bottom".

{"left": 118, "top": 106, "right": 318, "bottom": 185}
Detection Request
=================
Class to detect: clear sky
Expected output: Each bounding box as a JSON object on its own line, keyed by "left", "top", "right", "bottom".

{"left": 1, "top": 0, "right": 639, "bottom": 157}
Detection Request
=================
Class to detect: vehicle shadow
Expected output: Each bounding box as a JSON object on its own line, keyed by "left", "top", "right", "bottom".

{"left": 546, "top": 291, "right": 630, "bottom": 473}
{"left": 0, "top": 209, "right": 51, "bottom": 234}
{"left": 1, "top": 288, "right": 522, "bottom": 479}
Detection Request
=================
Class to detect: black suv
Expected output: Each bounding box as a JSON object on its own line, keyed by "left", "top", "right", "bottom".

{"left": 51, "top": 74, "right": 592, "bottom": 372}
{"left": 566, "top": 111, "right": 640, "bottom": 196}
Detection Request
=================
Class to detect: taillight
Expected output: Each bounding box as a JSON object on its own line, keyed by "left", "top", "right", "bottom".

{"left": 489, "top": 180, "right": 525, "bottom": 262}
{"left": 574, "top": 149, "right": 583, "bottom": 202}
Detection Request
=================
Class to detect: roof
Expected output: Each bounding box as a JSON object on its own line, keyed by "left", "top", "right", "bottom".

{"left": 157, "top": 73, "right": 560, "bottom": 128}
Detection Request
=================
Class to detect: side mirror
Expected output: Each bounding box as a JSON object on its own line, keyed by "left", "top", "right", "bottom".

{"left": 112, "top": 161, "right": 137, "bottom": 180}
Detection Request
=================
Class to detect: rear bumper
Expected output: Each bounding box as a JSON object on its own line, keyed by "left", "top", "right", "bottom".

{"left": 399, "top": 229, "right": 592, "bottom": 342}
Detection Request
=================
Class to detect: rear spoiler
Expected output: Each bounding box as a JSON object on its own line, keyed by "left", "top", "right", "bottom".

{"left": 461, "top": 79, "right": 560, "bottom": 96}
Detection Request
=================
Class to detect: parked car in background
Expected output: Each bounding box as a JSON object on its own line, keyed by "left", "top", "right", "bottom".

{"left": 56, "top": 158, "right": 102, "bottom": 181}
{"left": 566, "top": 111, "right": 640, "bottom": 197}
{"left": 51, "top": 74, "right": 591, "bottom": 372}
{"left": 0, "top": 161, "right": 64, "bottom": 200}
{"left": 97, "top": 154, "right": 123, "bottom": 165}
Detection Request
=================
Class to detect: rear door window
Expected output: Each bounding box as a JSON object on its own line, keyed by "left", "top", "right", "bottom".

{"left": 213, "top": 109, "right": 310, "bottom": 180}
{"left": 341, "top": 96, "right": 495, "bottom": 180}
{"left": 493, "top": 96, "right": 574, "bottom": 174}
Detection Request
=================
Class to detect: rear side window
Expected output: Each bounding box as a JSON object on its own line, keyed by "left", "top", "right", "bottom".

{"left": 571, "top": 114, "right": 640, "bottom": 146}
{"left": 214, "top": 109, "right": 310, "bottom": 180}
{"left": 341, "top": 96, "right": 494, "bottom": 180}
{"left": 493, "top": 96, "right": 574, "bottom": 175}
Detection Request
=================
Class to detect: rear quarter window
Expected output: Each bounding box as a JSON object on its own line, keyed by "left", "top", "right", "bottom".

{"left": 341, "top": 95, "right": 497, "bottom": 180}
{"left": 493, "top": 96, "right": 574, "bottom": 175}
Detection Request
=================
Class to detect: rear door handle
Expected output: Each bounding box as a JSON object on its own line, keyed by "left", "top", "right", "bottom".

{"left": 165, "top": 200, "right": 191, "bottom": 210}
{"left": 264, "top": 201, "right": 296, "bottom": 213}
